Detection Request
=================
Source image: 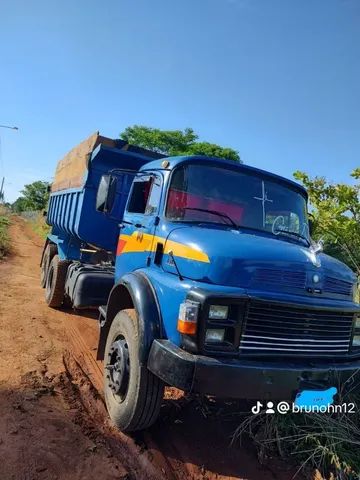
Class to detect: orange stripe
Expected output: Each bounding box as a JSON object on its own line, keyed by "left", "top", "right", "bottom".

{"left": 116, "top": 232, "right": 210, "bottom": 263}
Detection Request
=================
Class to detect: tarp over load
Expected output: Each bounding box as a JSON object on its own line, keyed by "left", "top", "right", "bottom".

{"left": 52, "top": 132, "right": 165, "bottom": 192}
{"left": 51, "top": 132, "right": 116, "bottom": 192}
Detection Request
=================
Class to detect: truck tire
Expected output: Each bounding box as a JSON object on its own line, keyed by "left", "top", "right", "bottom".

{"left": 104, "top": 309, "right": 164, "bottom": 432}
{"left": 41, "top": 243, "right": 57, "bottom": 288}
{"left": 45, "top": 255, "right": 69, "bottom": 308}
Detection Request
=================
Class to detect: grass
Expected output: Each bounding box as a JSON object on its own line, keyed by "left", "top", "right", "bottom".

{"left": 0, "top": 211, "right": 11, "bottom": 259}
{"left": 28, "top": 212, "right": 50, "bottom": 239}
{"left": 231, "top": 388, "right": 360, "bottom": 480}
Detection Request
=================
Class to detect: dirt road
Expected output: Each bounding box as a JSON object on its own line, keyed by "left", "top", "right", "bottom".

{"left": 0, "top": 217, "right": 298, "bottom": 480}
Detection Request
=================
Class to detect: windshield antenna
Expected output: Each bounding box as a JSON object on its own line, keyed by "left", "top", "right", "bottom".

{"left": 168, "top": 250, "right": 184, "bottom": 281}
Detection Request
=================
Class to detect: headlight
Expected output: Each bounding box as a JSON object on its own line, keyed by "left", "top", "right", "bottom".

{"left": 352, "top": 316, "right": 360, "bottom": 348}
{"left": 205, "top": 329, "right": 225, "bottom": 343}
{"left": 353, "top": 283, "right": 360, "bottom": 303}
{"left": 209, "top": 305, "right": 229, "bottom": 320}
{"left": 177, "top": 300, "right": 200, "bottom": 335}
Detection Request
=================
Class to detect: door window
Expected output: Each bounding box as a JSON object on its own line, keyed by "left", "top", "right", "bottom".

{"left": 126, "top": 174, "right": 162, "bottom": 215}
{"left": 127, "top": 178, "right": 153, "bottom": 214}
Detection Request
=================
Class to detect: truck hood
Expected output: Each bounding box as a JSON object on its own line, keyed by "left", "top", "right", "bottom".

{"left": 163, "top": 226, "right": 355, "bottom": 294}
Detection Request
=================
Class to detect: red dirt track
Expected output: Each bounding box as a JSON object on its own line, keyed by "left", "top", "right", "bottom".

{"left": 0, "top": 217, "right": 299, "bottom": 480}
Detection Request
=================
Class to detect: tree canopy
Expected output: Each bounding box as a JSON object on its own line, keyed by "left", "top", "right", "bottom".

{"left": 294, "top": 169, "right": 360, "bottom": 273}
{"left": 12, "top": 181, "right": 50, "bottom": 212}
{"left": 120, "top": 125, "right": 241, "bottom": 162}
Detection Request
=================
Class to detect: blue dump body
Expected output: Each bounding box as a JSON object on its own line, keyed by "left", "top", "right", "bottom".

{"left": 47, "top": 144, "right": 156, "bottom": 259}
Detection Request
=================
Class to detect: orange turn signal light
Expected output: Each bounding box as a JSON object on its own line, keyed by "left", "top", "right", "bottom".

{"left": 177, "top": 318, "right": 197, "bottom": 335}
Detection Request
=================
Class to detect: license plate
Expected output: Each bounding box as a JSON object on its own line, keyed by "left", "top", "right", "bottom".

{"left": 294, "top": 386, "right": 337, "bottom": 409}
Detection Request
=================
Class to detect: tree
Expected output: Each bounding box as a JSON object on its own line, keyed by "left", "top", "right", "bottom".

{"left": 120, "top": 125, "right": 241, "bottom": 162}
{"left": 294, "top": 169, "right": 360, "bottom": 273}
{"left": 13, "top": 181, "right": 50, "bottom": 212}
{"left": 12, "top": 197, "right": 28, "bottom": 213}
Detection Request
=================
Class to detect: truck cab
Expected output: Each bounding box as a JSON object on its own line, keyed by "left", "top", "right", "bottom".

{"left": 96, "top": 155, "right": 360, "bottom": 432}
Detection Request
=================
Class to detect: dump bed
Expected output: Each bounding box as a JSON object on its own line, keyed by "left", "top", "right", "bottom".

{"left": 47, "top": 132, "right": 162, "bottom": 253}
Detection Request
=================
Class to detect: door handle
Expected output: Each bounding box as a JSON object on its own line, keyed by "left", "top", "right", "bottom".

{"left": 119, "top": 221, "right": 144, "bottom": 229}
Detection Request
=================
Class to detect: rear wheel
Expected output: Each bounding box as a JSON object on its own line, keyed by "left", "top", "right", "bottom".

{"left": 40, "top": 244, "right": 57, "bottom": 288}
{"left": 45, "top": 255, "right": 69, "bottom": 308}
{"left": 104, "top": 309, "right": 164, "bottom": 432}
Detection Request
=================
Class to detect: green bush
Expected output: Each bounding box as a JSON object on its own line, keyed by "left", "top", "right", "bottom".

{"left": 232, "top": 392, "right": 360, "bottom": 479}
{"left": 0, "top": 215, "right": 11, "bottom": 259}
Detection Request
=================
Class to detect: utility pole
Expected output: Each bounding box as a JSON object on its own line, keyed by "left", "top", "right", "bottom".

{"left": 0, "top": 124, "right": 19, "bottom": 203}
{"left": 0, "top": 177, "right": 4, "bottom": 203}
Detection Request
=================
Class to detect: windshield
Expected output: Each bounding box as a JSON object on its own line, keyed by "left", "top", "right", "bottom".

{"left": 166, "top": 164, "right": 310, "bottom": 242}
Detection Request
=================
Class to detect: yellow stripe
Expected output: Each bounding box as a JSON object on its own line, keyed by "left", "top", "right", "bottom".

{"left": 120, "top": 232, "right": 210, "bottom": 263}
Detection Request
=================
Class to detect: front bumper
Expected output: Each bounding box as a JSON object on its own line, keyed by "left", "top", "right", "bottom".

{"left": 148, "top": 339, "right": 360, "bottom": 400}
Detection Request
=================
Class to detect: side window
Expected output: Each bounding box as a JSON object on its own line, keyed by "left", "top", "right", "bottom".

{"left": 127, "top": 178, "right": 153, "bottom": 214}
{"left": 145, "top": 176, "right": 162, "bottom": 215}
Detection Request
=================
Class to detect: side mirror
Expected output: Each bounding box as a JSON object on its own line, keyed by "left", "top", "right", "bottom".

{"left": 96, "top": 175, "right": 117, "bottom": 213}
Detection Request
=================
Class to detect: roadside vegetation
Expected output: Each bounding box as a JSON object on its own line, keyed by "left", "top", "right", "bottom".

{"left": 29, "top": 212, "right": 50, "bottom": 239}
{"left": 232, "top": 393, "right": 360, "bottom": 479}
{"left": 10, "top": 179, "right": 50, "bottom": 239}
{"left": 296, "top": 166, "right": 360, "bottom": 303}
{"left": 0, "top": 208, "right": 11, "bottom": 259}
{"left": 12, "top": 180, "right": 50, "bottom": 213}
{"left": 294, "top": 168, "right": 360, "bottom": 275}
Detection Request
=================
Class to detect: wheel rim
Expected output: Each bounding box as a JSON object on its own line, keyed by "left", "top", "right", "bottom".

{"left": 105, "top": 337, "right": 130, "bottom": 401}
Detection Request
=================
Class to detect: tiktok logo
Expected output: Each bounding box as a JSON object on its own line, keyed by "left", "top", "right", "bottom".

{"left": 251, "top": 401, "right": 277, "bottom": 414}
{"left": 251, "top": 401, "right": 263, "bottom": 414}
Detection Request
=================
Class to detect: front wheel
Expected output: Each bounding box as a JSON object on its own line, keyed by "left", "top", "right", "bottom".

{"left": 104, "top": 309, "right": 164, "bottom": 432}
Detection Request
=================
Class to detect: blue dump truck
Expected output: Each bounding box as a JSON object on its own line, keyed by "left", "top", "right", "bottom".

{"left": 41, "top": 132, "right": 360, "bottom": 432}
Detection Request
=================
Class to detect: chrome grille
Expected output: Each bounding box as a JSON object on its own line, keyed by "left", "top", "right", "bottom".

{"left": 240, "top": 301, "right": 353, "bottom": 356}
{"left": 251, "top": 269, "right": 306, "bottom": 290}
{"left": 324, "top": 276, "right": 353, "bottom": 296}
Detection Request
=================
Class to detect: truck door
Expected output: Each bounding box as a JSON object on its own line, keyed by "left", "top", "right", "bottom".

{"left": 115, "top": 173, "right": 162, "bottom": 279}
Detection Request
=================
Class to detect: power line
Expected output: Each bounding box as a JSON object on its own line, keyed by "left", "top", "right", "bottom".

{"left": 0, "top": 125, "right": 18, "bottom": 130}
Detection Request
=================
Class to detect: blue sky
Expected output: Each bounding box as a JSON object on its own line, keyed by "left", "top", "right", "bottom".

{"left": 0, "top": 0, "right": 359, "bottom": 202}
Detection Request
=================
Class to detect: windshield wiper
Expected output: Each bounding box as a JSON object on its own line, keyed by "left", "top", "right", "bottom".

{"left": 274, "top": 229, "right": 310, "bottom": 246}
{"left": 183, "top": 207, "right": 238, "bottom": 228}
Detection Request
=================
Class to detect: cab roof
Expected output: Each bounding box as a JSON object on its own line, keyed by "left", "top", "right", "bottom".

{"left": 140, "top": 155, "right": 308, "bottom": 198}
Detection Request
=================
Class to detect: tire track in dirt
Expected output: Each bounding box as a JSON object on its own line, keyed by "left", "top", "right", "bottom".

{"left": 0, "top": 216, "right": 301, "bottom": 480}
{"left": 0, "top": 217, "right": 168, "bottom": 480}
